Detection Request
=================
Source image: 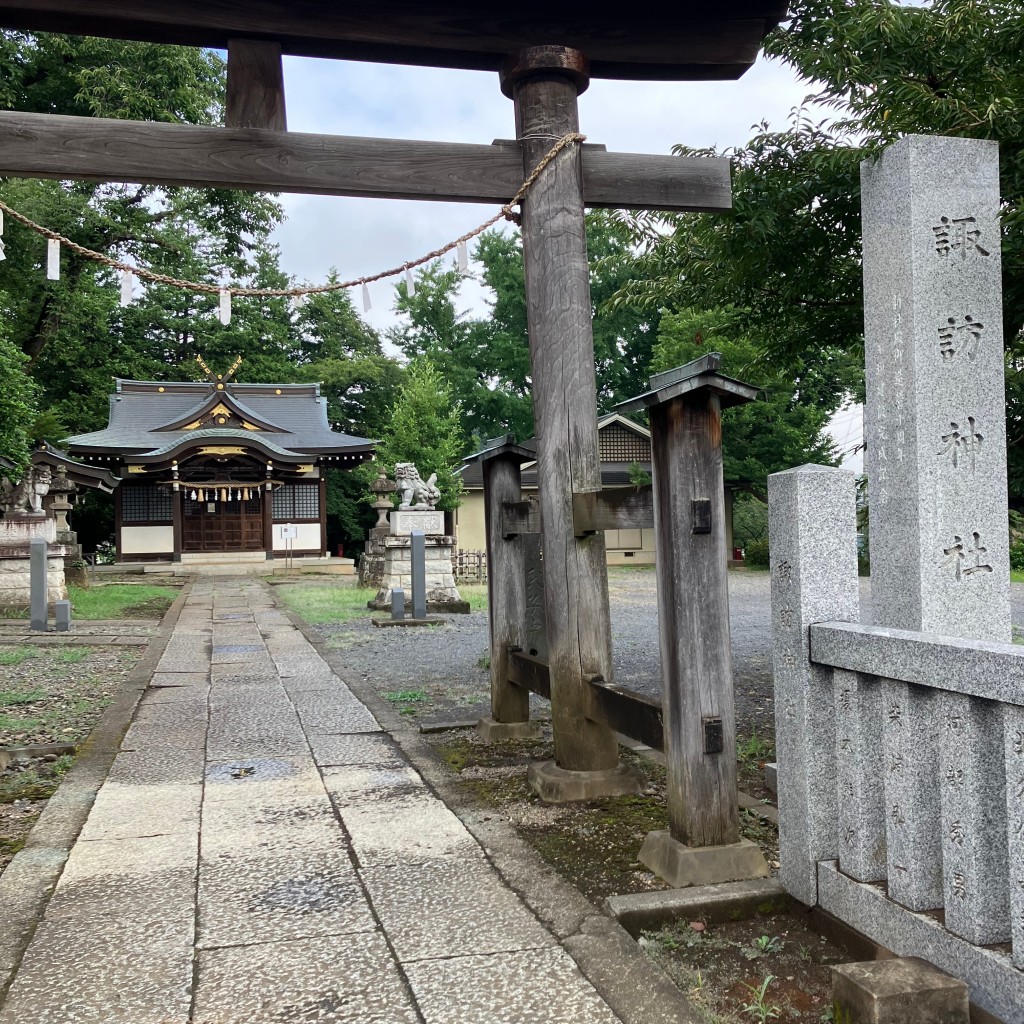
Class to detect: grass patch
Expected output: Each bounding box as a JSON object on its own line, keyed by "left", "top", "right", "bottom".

{"left": 0, "top": 648, "right": 39, "bottom": 666}
{"left": 1013, "top": 570, "right": 1024, "bottom": 585}
{"left": 51, "top": 647, "right": 91, "bottom": 664}
{"left": 0, "top": 713, "right": 45, "bottom": 733}
{"left": 69, "top": 584, "right": 176, "bottom": 620}
{"left": 277, "top": 584, "right": 379, "bottom": 624}
{"left": 384, "top": 688, "right": 430, "bottom": 715}
{"left": 459, "top": 584, "right": 488, "bottom": 611}
{"left": 0, "top": 688, "right": 46, "bottom": 706}
{"left": 737, "top": 729, "right": 775, "bottom": 767}
{"left": 0, "top": 756, "right": 74, "bottom": 804}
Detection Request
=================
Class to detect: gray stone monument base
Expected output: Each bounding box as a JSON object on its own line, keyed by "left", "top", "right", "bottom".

{"left": 358, "top": 524, "right": 390, "bottom": 589}
{"left": 527, "top": 760, "right": 643, "bottom": 803}
{"left": 371, "top": 616, "right": 447, "bottom": 629}
{"left": 638, "top": 831, "right": 769, "bottom": 889}
{"left": 477, "top": 716, "right": 542, "bottom": 743}
{"left": 831, "top": 958, "right": 969, "bottom": 1024}
{"left": 370, "top": 534, "right": 468, "bottom": 613}
{"left": 0, "top": 515, "right": 68, "bottom": 615}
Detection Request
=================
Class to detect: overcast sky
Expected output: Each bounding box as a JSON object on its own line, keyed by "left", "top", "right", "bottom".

{"left": 270, "top": 53, "right": 864, "bottom": 468}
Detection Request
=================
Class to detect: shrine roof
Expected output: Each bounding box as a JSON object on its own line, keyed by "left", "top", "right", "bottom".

{"left": 0, "top": 2, "right": 790, "bottom": 81}
{"left": 34, "top": 443, "right": 120, "bottom": 493}
{"left": 65, "top": 379, "right": 374, "bottom": 460}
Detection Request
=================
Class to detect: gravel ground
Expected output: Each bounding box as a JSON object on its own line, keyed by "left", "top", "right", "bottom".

{"left": 0, "top": 640, "right": 148, "bottom": 874}
{"left": 315, "top": 567, "right": 1024, "bottom": 739}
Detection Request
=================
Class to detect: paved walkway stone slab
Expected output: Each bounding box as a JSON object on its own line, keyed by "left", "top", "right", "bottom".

{"left": 0, "top": 576, "right": 650, "bottom": 1024}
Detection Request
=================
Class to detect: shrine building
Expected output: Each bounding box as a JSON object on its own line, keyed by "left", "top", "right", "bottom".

{"left": 65, "top": 361, "right": 374, "bottom": 566}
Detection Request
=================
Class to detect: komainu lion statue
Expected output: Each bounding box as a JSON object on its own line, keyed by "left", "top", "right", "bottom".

{"left": 394, "top": 463, "right": 440, "bottom": 510}
{"left": 0, "top": 465, "right": 52, "bottom": 517}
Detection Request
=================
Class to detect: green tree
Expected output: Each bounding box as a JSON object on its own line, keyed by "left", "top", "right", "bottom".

{"left": 0, "top": 31, "right": 293, "bottom": 436}
{"left": 292, "top": 281, "right": 406, "bottom": 556}
{"left": 390, "top": 216, "right": 664, "bottom": 448}
{"left": 651, "top": 308, "right": 839, "bottom": 493}
{"left": 365, "top": 359, "right": 467, "bottom": 512}
{"left": 609, "top": 0, "right": 1024, "bottom": 491}
{"left": 0, "top": 334, "right": 39, "bottom": 474}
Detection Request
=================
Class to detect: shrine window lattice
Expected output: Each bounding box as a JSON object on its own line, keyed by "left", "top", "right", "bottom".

{"left": 599, "top": 424, "right": 650, "bottom": 463}
{"left": 121, "top": 484, "right": 173, "bottom": 523}
{"left": 273, "top": 483, "right": 320, "bottom": 521}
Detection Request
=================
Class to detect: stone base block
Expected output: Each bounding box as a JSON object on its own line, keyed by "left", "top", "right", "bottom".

{"left": 604, "top": 878, "right": 791, "bottom": 935}
{"left": 368, "top": 599, "right": 470, "bottom": 614}
{"left": 477, "top": 717, "right": 542, "bottom": 743}
{"left": 638, "top": 830, "right": 769, "bottom": 888}
{"left": 527, "top": 760, "right": 644, "bottom": 803}
{"left": 371, "top": 617, "right": 446, "bottom": 628}
{"left": 764, "top": 761, "right": 778, "bottom": 795}
{"left": 832, "top": 958, "right": 969, "bottom": 1024}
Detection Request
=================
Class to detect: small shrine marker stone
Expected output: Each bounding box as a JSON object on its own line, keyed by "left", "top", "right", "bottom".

{"left": 863, "top": 134, "right": 1010, "bottom": 641}
{"left": 862, "top": 135, "right": 1011, "bottom": 941}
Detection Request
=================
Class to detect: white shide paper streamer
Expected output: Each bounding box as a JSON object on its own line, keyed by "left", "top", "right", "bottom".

{"left": 46, "top": 238, "right": 60, "bottom": 280}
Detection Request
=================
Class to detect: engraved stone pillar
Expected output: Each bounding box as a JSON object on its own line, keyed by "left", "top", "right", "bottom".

{"left": 833, "top": 668, "right": 887, "bottom": 883}
{"left": 30, "top": 536, "right": 48, "bottom": 632}
{"left": 410, "top": 530, "right": 426, "bottom": 621}
{"left": 862, "top": 135, "right": 1010, "bottom": 938}
{"left": 767, "top": 465, "right": 860, "bottom": 907}
{"left": 1004, "top": 707, "right": 1024, "bottom": 968}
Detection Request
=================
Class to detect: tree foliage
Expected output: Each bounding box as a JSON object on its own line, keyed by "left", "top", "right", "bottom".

{"left": 363, "top": 359, "right": 466, "bottom": 513}
{"left": 390, "top": 214, "right": 663, "bottom": 450}
{"left": 0, "top": 332, "right": 38, "bottom": 476}
{"left": 608, "top": 0, "right": 1024, "bottom": 493}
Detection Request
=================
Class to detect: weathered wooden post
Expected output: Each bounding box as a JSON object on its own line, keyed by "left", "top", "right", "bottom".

{"left": 500, "top": 47, "right": 641, "bottom": 799}
{"left": 619, "top": 355, "right": 769, "bottom": 884}
{"left": 473, "top": 437, "right": 542, "bottom": 742}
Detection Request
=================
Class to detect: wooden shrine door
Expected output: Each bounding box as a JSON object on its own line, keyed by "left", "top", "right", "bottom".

{"left": 183, "top": 492, "right": 264, "bottom": 552}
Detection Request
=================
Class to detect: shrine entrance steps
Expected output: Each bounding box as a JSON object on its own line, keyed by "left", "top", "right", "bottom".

{"left": 0, "top": 575, "right": 684, "bottom": 1024}
{"left": 105, "top": 555, "right": 356, "bottom": 576}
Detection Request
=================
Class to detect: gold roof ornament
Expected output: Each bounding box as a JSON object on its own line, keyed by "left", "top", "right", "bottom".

{"left": 195, "top": 353, "right": 243, "bottom": 387}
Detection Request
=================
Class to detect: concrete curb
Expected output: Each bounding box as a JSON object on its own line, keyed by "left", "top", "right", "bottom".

{"left": 0, "top": 582, "right": 192, "bottom": 1002}
{"left": 272, "top": 581, "right": 705, "bottom": 1024}
{"left": 605, "top": 878, "right": 793, "bottom": 936}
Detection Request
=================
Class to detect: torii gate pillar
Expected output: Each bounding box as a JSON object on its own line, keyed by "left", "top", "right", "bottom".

{"left": 502, "top": 47, "right": 642, "bottom": 800}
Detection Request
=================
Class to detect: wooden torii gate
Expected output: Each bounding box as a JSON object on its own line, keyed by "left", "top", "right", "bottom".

{"left": 0, "top": 4, "right": 786, "bottom": 813}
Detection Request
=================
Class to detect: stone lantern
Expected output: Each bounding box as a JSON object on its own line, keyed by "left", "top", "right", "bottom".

{"left": 358, "top": 471, "right": 397, "bottom": 588}
{"left": 369, "top": 471, "right": 397, "bottom": 528}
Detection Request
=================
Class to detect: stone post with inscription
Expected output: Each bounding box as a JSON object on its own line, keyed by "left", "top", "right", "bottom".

{"left": 862, "top": 135, "right": 1011, "bottom": 942}
{"left": 768, "top": 465, "right": 861, "bottom": 906}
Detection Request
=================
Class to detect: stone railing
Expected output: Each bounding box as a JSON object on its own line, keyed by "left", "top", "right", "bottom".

{"left": 769, "top": 465, "right": 1024, "bottom": 1023}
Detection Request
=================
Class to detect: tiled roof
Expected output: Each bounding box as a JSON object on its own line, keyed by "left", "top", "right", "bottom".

{"left": 66, "top": 379, "right": 373, "bottom": 457}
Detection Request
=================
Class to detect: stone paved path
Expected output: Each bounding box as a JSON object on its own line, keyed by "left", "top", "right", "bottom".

{"left": 0, "top": 577, "right": 630, "bottom": 1024}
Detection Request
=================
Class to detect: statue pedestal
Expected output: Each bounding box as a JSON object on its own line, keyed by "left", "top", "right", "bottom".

{"left": 370, "top": 529, "right": 469, "bottom": 614}
{"left": 358, "top": 525, "right": 391, "bottom": 589}
{"left": 390, "top": 509, "right": 445, "bottom": 535}
{"left": 0, "top": 515, "right": 68, "bottom": 613}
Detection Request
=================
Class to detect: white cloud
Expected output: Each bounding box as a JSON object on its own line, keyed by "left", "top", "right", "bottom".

{"left": 272, "top": 54, "right": 818, "bottom": 335}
